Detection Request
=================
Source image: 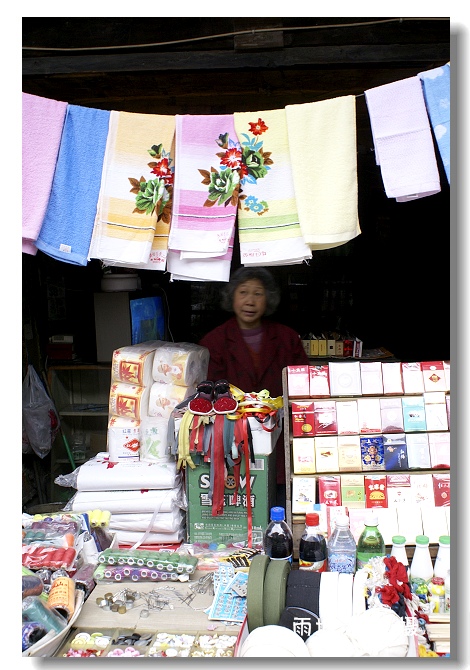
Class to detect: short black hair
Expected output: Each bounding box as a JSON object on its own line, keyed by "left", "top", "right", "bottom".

{"left": 220, "top": 266, "right": 280, "bottom": 316}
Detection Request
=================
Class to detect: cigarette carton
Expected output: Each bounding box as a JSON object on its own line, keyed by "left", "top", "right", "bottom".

{"left": 401, "top": 362, "right": 424, "bottom": 395}
{"left": 309, "top": 365, "right": 330, "bottom": 397}
{"left": 287, "top": 365, "right": 310, "bottom": 398}
{"left": 318, "top": 475, "right": 342, "bottom": 507}
{"left": 314, "top": 436, "right": 339, "bottom": 472}
{"left": 364, "top": 474, "right": 388, "bottom": 508}
{"left": 421, "top": 361, "right": 447, "bottom": 392}
{"left": 402, "top": 396, "right": 427, "bottom": 432}
{"left": 292, "top": 437, "right": 316, "bottom": 474}
{"left": 381, "top": 361, "right": 404, "bottom": 395}
{"left": 292, "top": 476, "right": 316, "bottom": 514}
{"left": 380, "top": 397, "right": 405, "bottom": 433}
{"left": 383, "top": 433, "right": 409, "bottom": 471}
{"left": 360, "top": 362, "right": 384, "bottom": 395}
{"left": 341, "top": 474, "right": 365, "bottom": 509}
{"left": 357, "top": 398, "right": 382, "bottom": 433}
{"left": 313, "top": 400, "right": 338, "bottom": 435}
{"left": 328, "top": 361, "right": 361, "bottom": 396}
{"left": 337, "top": 435, "right": 362, "bottom": 472}
{"left": 292, "top": 401, "right": 315, "bottom": 437}
{"left": 360, "top": 435, "right": 385, "bottom": 470}
{"left": 406, "top": 433, "right": 431, "bottom": 469}
{"left": 336, "top": 400, "right": 360, "bottom": 435}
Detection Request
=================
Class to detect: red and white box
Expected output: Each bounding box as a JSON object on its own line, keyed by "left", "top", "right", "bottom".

{"left": 315, "top": 436, "right": 339, "bottom": 472}
{"left": 401, "top": 362, "right": 424, "bottom": 395}
{"left": 313, "top": 400, "right": 337, "bottom": 435}
{"left": 380, "top": 397, "right": 405, "bottom": 433}
{"left": 287, "top": 365, "right": 310, "bottom": 398}
{"left": 309, "top": 365, "right": 330, "bottom": 397}
{"left": 336, "top": 400, "right": 360, "bottom": 435}
{"left": 328, "top": 361, "right": 361, "bottom": 396}
{"left": 318, "top": 475, "right": 341, "bottom": 506}
{"left": 292, "top": 437, "right": 316, "bottom": 474}
{"left": 357, "top": 398, "right": 382, "bottom": 433}
{"left": 360, "top": 361, "right": 384, "bottom": 395}
{"left": 386, "top": 474, "right": 413, "bottom": 507}
{"left": 433, "top": 473, "right": 450, "bottom": 507}
{"left": 338, "top": 435, "right": 362, "bottom": 471}
{"left": 443, "top": 360, "right": 450, "bottom": 392}
{"left": 292, "top": 401, "right": 315, "bottom": 437}
{"left": 428, "top": 432, "right": 450, "bottom": 469}
{"left": 364, "top": 474, "right": 388, "bottom": 509}
{"left": 381, "top": 362, "right": 404, "bottom": 395}
{"left": 421, "top": 361, "right": 447, "bottom": 392}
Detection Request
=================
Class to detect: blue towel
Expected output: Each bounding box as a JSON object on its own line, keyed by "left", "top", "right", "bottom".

{"left": 419, "top": 63, "right": 450, "bottom": 183}
{"left": 35, "top": 105, "right": 110, "bottom": 265}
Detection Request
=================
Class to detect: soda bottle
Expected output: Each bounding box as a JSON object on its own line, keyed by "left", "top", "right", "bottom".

{"left": 299, "top": 512, "right": 327, "bottom": 572}
{"left": 356, "top": 513, "right": 385, "bottom": 570}
{"left": 433, "top": 535, "right": 450, "bottom": 580}
{"left": 409, "top": 535, "right": 433, "bottom": 596}
{"left": 390, "top": 535, "right": 409, "bottom": 569}
{"left": 263, "top": 506, "right": 293, "bottom": 562}
{"left": 327, "top": 515, "right": 356, "bottom": 574}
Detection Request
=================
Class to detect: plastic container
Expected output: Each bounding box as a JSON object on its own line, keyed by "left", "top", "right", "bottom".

{"left": 390, "top": 535, "right": 409, "bottom": 568}
{"left": 433, "top": 535, "right": 450, "bottom": 580}
{"left": 299, "top": 512, "right": 327, "bottom": 572}
{"left": 263, "top": 507, "right": 293, "bottom": 562}
{"left": 327, "top": 515, "right": 356, "bottom": 574}
{"left": 409, "top": 535, "right": 433, "bottom": 592}
{"left": 356, "top": 513, "right": 385, "bottom": 570}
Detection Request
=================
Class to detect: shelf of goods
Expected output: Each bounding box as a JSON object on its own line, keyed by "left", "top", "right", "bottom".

{"left": 281, "top": 367, "right": 450, "bottom": 561}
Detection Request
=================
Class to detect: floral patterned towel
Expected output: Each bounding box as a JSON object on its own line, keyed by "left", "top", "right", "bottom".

{"left": 88, "top": 110, "right": 175, "bottom": 269}
{"left": 233, "top": 109, "right": 311, "bottom": 266}
{"left": 168, "top": 114, "right": 239, "bottom": 256}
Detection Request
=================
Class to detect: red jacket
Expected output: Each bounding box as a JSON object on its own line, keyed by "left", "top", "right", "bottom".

{"left": 199, "top": 316, "right": 309, "bottom": 398}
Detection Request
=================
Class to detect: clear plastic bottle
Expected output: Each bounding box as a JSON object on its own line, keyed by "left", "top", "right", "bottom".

{"left": 356, "top": 513, "right": 385, "bottom": 570}
{"left": 327, "top": 515, "right": 356, "bottom": 574}
{"left": 263, "top": 506, "right": 293, "bottom": 562}
{"left": 409, "top": 535, "right": 433, "bottom": 592}
{"left": 444, "top": 570, "right": 450, "bottom": 613}
{"left": 433, "top": 535, "right": 450, "bottom": 580}
{"left": 299, "top": 512, "right": 327, "bottom": 572}
{"left": 390, "top": 535, "right": 409, "bottom": 569}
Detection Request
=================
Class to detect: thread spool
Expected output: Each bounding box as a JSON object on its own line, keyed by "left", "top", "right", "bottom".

{"left": 22, "top": 596, "right": 68, "bottom": 635}
{"left": 22, "top": 621, "right": 48, "bottom": 651}
{"left": 47, "top": 576, "right": 76, "bottom": 620}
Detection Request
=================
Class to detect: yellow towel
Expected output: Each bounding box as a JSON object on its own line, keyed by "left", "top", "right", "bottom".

{"left": 89, "top": 111, "right": 175, "bottom": 269}
{"left": 285, "top": 96, "right": 361, "bottom": 250}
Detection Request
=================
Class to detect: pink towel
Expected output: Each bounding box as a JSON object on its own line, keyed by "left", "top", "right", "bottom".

{"left": 365, "top": 76, "right": 441, "bottom": 201}
{"left": 168, "top": 114, "right": 239, "bottom": 256}
{"left": 22, "top": 93, "right": 67, "bottom": 255}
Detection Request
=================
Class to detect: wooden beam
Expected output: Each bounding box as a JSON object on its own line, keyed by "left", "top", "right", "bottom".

{"left": 23, "top": 43, "right": 449, "bottom": 76}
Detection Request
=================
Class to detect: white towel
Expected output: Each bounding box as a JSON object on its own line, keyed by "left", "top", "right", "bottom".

{"left": 75, "top": 454, "right": 180, "bottom": 491}
{"left": 365, "top": 76, "right": 441, "bottom": 201}
{"left": 66, "top": 487, "right": 184, "bottom": 514}
{"left": 109, "top": 509, "right": 184, "bottom": 533}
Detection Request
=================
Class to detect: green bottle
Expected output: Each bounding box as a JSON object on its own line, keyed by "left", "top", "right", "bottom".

{"left": 356, "top": 512, "right": 385, "bottom": 570}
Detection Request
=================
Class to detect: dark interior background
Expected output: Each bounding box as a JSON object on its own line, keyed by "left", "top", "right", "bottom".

{"left": 22, "top": 17, "right": 450, "bottom": 372}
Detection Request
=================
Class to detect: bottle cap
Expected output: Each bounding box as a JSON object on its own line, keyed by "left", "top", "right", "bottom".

{"left": 431, "top": 577, "right": 445, "bottom": 585}
{"left": 415, "top": 534, "right": 430, "bottom": 545}
{"left": 438, "top": 535, "right": 450, "bottom": 545}
{"left": 305, "top": 513, "right": 319, "bottom": 527}
{"left": 392, "top": 535, "right": 406, "bottom": 545}
{"left": 335, "top": 515, "right": 350, "bottom": 528}
{"left": 270, "top": 506, "right": 285, "bottom": 522}
{"left": 366, "top": 513, "right": 378, "bottom": 526}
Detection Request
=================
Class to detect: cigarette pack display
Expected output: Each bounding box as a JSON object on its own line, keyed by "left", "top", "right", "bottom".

{"left": 337, "top": 435, "right": 362, "bottom": 472}
{"left": 357, "top": 398, "right": 382, "bottom": 433}
{"left": 313, "top": 400, "right": 337, "bottom": 435}
{"left": 287, "top": 365, "right": 310, "bottom": 398}
{"left": 309, "top": 365, "right": 330, "bottom": 397}
{"left": 291, "top": 476, "right": 316, "bottom": 514}
{"left": 410, "top": 473, "right": 434, "bottom": 506}
{"left": 424, "top": 402, "right": 449, "bottom": 432}
{"left": 386, "top": 474, "right": 413, "bottom": 507}
{"left": 314, "top": 436, "right": 339, "bottom": 472}
{"left": 432, "top": 473, "right": 450, "bottom": 507}
{"left": 364, "top": 474, "right": 388, "bottom": 508}
{"left": 383, "top": 433, "right": 409, "bottom": 471}
{"left": 380, "top": 397, "right": 405, "bottom": 433}
{"left": 318, "top": 475, "right": 341, "bottom": 506}
{"left": 428, "top": 432, "right": 450, "bottom": 469}
{"left": 421, "top": 361, "right": 447, "bottom": 392}
{"left": 401, "top": 362, "right": 424, "bottom": 395}
{"left": 291, "top": 401, "right": 315, "bottom": 437}
{"left": 360, "top": 362, "right": 384, "bottom": 395}
{"left": 340, "top": 474, "right": 365, "bottom": 509}
{"left": 402, "top": 396, "right": 427, "bottom": 432}
{"left": 406, "top": 433, "right": 431, "bottom": 469}
{"left": 292, "top": 437, "right": 316, "bottom": 474}
{"left": 360, "top": 435, "right": 384, "bottom": 470}
{"left": 328, "top": 361, "right": 361, "bottom": 396}
{"left": 381, "top": 362, "right": 404, "bottom": 395}
{"left": 336, "top": 400, "right": 360, "bottom": 435}
{"left": 309, "top": 336, "right": 319, "bottom": 357}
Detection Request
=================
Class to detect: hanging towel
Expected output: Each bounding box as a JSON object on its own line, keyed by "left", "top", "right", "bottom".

{"left": 34, "top": 105, "right": 110, "bottom": 265}
{"left": 286, "top": 96, "right": 361, "bottom": 250}
{"left": 233, "top": 109, "right": 311, "bottom": 266}
{"left": 22, "top": 93, "right": 67, "bottom": 256}
{"left": 364, "top": 77, "right": 441, "bottom": 202}
{"left": 419, "top": 63, "right": 450, "bottom": 183}
{"left": 168, "top": 114, "right": 239, "bottom": 255}
{"left": 167, "top": 231, "right": 235, "bottom": 282}
{"left": 88, "top": 110, "right": 175, "bottom": 268}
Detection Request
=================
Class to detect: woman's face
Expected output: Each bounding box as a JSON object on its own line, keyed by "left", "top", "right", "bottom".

{"left": 233, "top": 279, "right": 267, "bottom": 329}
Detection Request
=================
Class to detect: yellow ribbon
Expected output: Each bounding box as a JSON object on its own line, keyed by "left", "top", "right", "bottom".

{"left": 177, "top": 410, "right": 197, "bottom": 470}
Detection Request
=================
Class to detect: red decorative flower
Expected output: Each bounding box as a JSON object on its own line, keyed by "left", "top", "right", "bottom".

{"left": 221, "top": 147, "right": 242, "bottom": 168}
{"left": 377, "top": 584, "right": 400, "bottom": 606}
{"left": 151, "top": 158, "right": 174, "bottom": 184}
{"left": 249, "top": 118, "right": 268, "bottom": 135}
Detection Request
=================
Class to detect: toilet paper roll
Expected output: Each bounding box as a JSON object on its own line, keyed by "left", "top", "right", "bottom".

{"left": 109, "top": 382, "right": 150, "bottom": 420}
{"left": 111, "top": 341, "right": 164, "bottom": 387}
{"left": 68, "top": 487, "right": 185, "bottom": 514}
{"left": 152, "top": 342, "right": 209, "bottom": 387}
{"left": 140, "top": 416, "right": 171, "bottom": 461}
{"left": 148, "top": 381, "right": 195, "bottom": 419}
{"left": 107, "top": 416, "right": 141, "bottom": 461}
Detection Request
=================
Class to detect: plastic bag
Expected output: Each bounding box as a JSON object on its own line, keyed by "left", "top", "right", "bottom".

{"left": 22, "top": 365, "right": 60, "bottom": 459}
